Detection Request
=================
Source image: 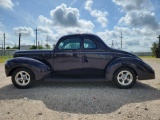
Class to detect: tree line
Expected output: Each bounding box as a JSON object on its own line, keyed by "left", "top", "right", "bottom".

{"left": 151, "top": 42, "right": 159, "bottom": 57}
{"left": 5, "top": 44, "right": 54, "bottom": 50}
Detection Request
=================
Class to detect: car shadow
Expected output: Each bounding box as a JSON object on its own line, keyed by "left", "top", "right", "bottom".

{"left": 0, "top": 81, "right": 160, "bottom": 114}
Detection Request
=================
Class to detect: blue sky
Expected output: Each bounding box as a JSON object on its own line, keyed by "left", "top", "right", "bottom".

{"left": 0, "top": 0, "right": 160, "bottom": 52}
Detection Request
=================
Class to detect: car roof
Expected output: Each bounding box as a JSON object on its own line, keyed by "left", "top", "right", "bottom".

{"left": 61, "top": 33, "right": 99, "bottom": 38}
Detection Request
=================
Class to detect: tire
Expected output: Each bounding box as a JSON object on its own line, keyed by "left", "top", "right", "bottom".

{"left": 113, "top": 67, "right": 136, "bottom": 89}
{"left": 12, "top": 68, "right": 35, "bottom": 89}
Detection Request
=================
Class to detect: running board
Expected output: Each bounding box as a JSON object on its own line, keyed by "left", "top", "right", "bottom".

{"left": 44, "top": 77, "right": 106, "bottom": 82}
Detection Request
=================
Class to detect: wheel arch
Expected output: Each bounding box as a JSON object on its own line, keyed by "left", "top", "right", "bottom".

{"left": 5, "top": 57, "right": 52, "bottom": 80}
{"left": 8, "top": 66, "right": 35, "bottom": 79}
{"left": 105, "top": 57, "right": 140, "bottom": 81}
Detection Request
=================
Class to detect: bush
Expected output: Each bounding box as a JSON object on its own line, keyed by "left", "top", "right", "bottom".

{"left": 151, "top": 42, "right": 159, "bottom": 57}
{"left": 30, "top": 45, "right": 44, "bottom": 49}
{"left": 6, "top": 46, "right": 11, "bottom": 49}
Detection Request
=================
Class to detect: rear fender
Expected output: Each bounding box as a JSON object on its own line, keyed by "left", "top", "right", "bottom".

{"left": 5, "top": 57, "right": 52, "bottom": 80}
{"left": 105, "top": 57, "right": 141, "bottom": 81}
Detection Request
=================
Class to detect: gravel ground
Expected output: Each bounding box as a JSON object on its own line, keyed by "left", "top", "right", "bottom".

{"left": 0, "top": 58, "right": 160, "bottom": 120}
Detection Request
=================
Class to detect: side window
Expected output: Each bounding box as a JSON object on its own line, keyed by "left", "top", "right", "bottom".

{"left": 84, "top": 39, "right": 97, "bottom": 49}
{"left": 58, "top": 38, "right": 80, "bottom": 50}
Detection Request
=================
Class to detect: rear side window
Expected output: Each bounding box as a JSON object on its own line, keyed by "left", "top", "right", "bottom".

{"left": 84, "top": 39, "right": 97, "bottom": 49}
{"left": 58, "top": 38, "right": 80, "bottom": 50}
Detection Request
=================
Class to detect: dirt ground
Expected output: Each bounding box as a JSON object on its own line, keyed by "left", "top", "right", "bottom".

{"left": 0, "top": 58, "right": 160, "bottom": 120}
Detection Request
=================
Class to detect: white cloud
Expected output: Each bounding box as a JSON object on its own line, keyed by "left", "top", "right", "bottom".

{"left": 49, "top": 3, "right": 94, "bottom": 30}
{"left": 85, "top": 0, "right": 93, "bottom": 11}
{"left": 35, "top": 3, "right": 95, "bottom": 44}
{"left": 37, "top": 25, "right": 93, "bottom": 44}
{"left": 55, "top": 26, "right": 93, "bottom": 35}
{"left": 79, "top": 19, "right": 94, "bottom": 29}
{"left": 113, "top": 0, "right": 160, "bottom": 30}
{"left": 112, "top": 0, "right": 153, "bottom": 11}
{"left": 0, "top": 0, "right": 14, "bottom": 9}
{"left": 96, "top": 26, "right": 158, "bottom": 52}
{"left": 119, "top": 10, "right": 159, "bottom": 30}
{"left": 5, "top": 39, "right": 15, "bottom": 46}
{"left": 109, "top": 0, "right": 160, "bottom": 52}
{"left": 50, "top": 3, "right": 79, "bottom": 27}
{"left": 85, "top": 0, "right": 108, "bottom": 28}
{"left": 126, "top": 39, "right": 140, "bottom": 46}
{"left": 37, "top": 26, "right": 53, "bottom": 34}
{"left": 13, "top": 26, "right": 34, "bottom": 36}
{"left": 38, "top": 15, "right": 53, "bottom": 26}
{"left": 37, "top": 3, "right": 94, "bottom": 31}
{"left": 0, "top": 32, "right": 16, "bottom": 46}
{"left": 36, "top": 3, "right": 94, "bottom": 42}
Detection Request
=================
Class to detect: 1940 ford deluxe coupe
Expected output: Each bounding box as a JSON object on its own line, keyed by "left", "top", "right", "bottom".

{"left": 5, "top": 34, "right": 155, "bottom": 89}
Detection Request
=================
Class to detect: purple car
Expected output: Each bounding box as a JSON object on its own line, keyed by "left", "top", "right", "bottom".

{"left": 5, "top": 34, "right": 155, "bottom": 89}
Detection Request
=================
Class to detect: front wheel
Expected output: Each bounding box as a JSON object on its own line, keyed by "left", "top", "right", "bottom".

{"left": 12, "top": 68, "right": 34, "bottom": 89}
{"left": 113, "top": 67, "right": 136, "bottom": 89}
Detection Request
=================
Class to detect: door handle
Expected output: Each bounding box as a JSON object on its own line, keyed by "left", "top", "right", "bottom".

{"left": 82, "top": 55, "right": 88, "bottom": 63}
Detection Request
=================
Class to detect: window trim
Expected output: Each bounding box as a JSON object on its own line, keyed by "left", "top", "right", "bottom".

{"left": 57, "top": 37, "right": 81, "bottom": 50}
{"left": 83, "top": 38, "right": 97, "bottom": 49}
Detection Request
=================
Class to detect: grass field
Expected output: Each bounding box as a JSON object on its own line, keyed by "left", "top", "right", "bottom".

{"left": 139, "top": 56, "right": 155, "bottom": 58}
{"left": 0, "top": 56, "right": 12, "bottom": 63}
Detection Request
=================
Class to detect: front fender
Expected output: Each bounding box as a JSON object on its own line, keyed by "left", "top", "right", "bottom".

{"left": 5, "top": 57, "right": 52, "bottom": 80}
{"left": 105, "top": 57, "right": 155, "bottom": 81}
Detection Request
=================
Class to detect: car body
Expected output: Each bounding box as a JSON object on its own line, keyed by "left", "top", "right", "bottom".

{"left": 5, "top": 34, "right": 155, "bottom": 89}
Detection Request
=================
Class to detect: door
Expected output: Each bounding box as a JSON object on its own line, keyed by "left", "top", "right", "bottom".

{"left": 54, "top": 36, "right": 82, "bottom": 76}
{"left": 82, "top": 38, "right": 110, "bottom": 78}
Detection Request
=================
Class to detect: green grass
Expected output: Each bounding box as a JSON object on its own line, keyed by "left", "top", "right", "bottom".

{"left": 138, "top": 56, "right": 155, "bottom": 58}
{"left": 0, "top": 56, "right": 12, "bottom": 63}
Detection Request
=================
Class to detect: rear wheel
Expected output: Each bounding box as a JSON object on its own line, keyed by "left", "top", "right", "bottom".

{"left": 12, "top": 68, "right": 34, "bottom": 89}
{"left": 113, "top": 67, "right": 136, "bottom": 89}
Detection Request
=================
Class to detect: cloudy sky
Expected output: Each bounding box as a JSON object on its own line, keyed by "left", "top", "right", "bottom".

{"left": 0, "top": 0, "right": 160, "bottom": 52}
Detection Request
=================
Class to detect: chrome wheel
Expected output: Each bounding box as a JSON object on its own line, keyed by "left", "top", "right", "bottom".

{"left": 15, "top": 71, "right": 31, "bottom": 86}
{"left": 12, "top": 68, "right": 34, "bottom": 89}
{"left": 114, "top": 67, "right": 136, "bottom": 88}
{"left": 117, "top": 70, "right": 133, "bottom": 86}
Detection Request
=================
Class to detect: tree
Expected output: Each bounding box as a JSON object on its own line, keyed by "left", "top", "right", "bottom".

{"left": 30, "top": 45, "right": 44, "bottom": 49}
{"left": 151, "top": 42, "right": 159, "bottom": 57}
{"left": 38, "top": 45, "right": 43, "bottom": 49}
{"left": 12, "top": 45, "right": 18, "bottom": 49}
{"left": 45, "top": 44, "right": 50, "bottom": 49}
{"left": 6, "top": 46, "right": 11, "bottom": 49}
{"left": 30, "top": 45, "right": 37, "bottom": 49}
